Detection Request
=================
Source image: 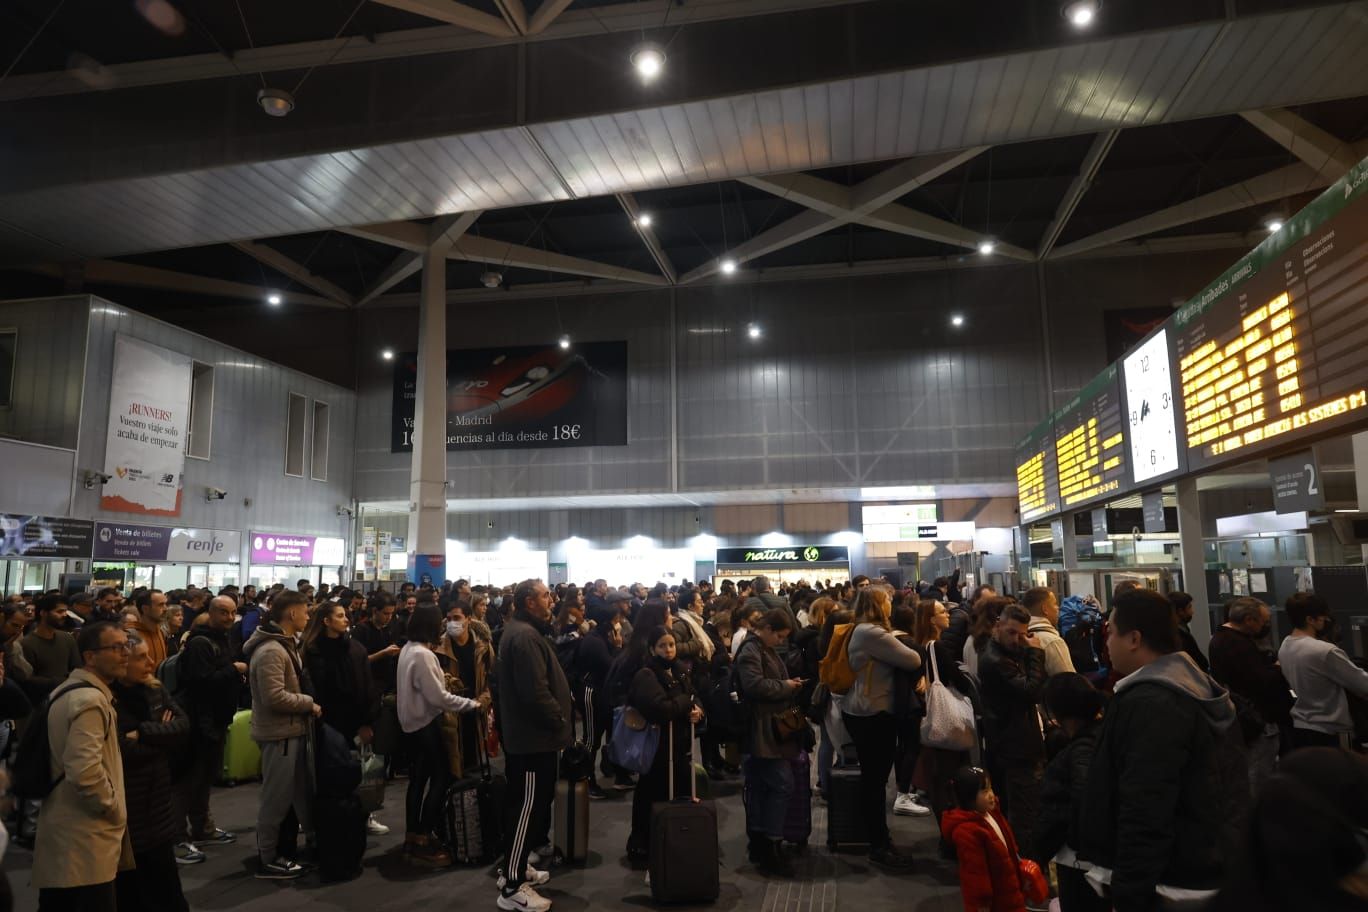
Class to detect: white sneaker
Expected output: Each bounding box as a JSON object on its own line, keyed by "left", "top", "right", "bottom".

{"left": 497, "top": 883, "right": 552, "bottom": 912}
{"left": 497, "top": 865, "right": 551, "bottom": 889}
{"left": 366, "top": 815, "right": 391, "bottom": 836}
{"left": 893, "top": 793, "right": 932, "bottom": 817}
{"left": 644, "top": 871, "right": 651, "bottom": 888}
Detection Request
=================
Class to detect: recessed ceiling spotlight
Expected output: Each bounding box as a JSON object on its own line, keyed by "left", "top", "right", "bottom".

{"left": 480, "top": 270, "right": 503, "bottom": 289}
{"left": 266, "top": 292, "right": 282, "bottom": 306}
{"left": 135, "top": 0, "right": 187, "bottom": 36}
{"left": 381, "top": 349, "right": 394, "bottom": 361}
{"left": 558, "top": 334, "right": 571, "bottom": 350}
{"left": 951, "top": 314, "right": 965, "bottom": 327}
{"left": 631, "top": 42, "right": 666, "bottom": 82}
{"left": 1265, "top": 217, "right": 1284, "bottom": 233}
{"left": 256, "top": 87, "right": 295, "bottom": 117}
{"left": 635, "top": 213, "right": 653, "bottom": 228}
{"left": 1063, "top": 1, "right": 1100, "bottom": 28}
{"left": 977, "top": 239, "right": 996, "bottom": 255}
{"left": 748, "top": 323, "right": 761, "bottom": 339}
{"left": 719, "top": 258, "right": 738, "bottom": 275}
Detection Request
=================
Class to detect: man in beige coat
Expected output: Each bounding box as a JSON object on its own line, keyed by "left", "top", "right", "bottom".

{"left": 1024, "top": 586, "right": 1076, "bottom": 678}
{"left": 33, "top": 620, "right": 135, "bottom": 911}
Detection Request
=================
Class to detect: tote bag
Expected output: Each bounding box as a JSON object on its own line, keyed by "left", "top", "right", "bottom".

{"left": 919, "top": 644, "right": 976, "bottom": 751}
{"left": 607, "top": 705, "right": 661, "bottom": 774}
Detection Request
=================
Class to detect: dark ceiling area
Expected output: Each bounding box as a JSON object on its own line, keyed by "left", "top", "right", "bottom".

{"left": 3, "top": 0, "right": 1368, "bottom": 389}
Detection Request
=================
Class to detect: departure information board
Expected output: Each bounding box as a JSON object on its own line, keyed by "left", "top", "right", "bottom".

{"left": 1174, "top": 162, "right": 1368, "bottom": 472}
{"left": 1054, "top": 364, "right": 1128, "bottom": 510}
{"left": 1016, "top": 154, "right": 1368, "bottom": 524}
{"left": 1015, "top": 419, "right": 1060, "bottom": 523}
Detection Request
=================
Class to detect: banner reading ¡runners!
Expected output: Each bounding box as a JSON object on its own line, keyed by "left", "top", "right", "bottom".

{"left": 101, "top": 335, "right": 192, "bottom": 517}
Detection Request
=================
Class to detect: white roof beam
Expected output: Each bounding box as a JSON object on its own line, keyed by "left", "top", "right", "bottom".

{"left": 847, "top": 147, "right": 986, "bottom": 214}
{"left": 449, "top": 235, "right": 669, "bottom": 286}
{"left": 229, "top": 239, "right": 354, "bottom": 306}
{"left": 678, "top": 208, "right": 837, "bottom": 283}
{"left": 740, "top": 173, "right": 852, "bottom": 218}
{"left": 1037, "top": 129, "right": 1118, "bottom": 259}
{"left": 1240, "top": 109, "right": 1360, "bottom": 183}
{"left": 492, "top": 0, "right": 529, "bottom": 34}
{"left": 370, "top": 0, "right": 515, "bottom": 38}
{"left": 26, "top": 259, "right": 345, "bottom": 309}
{"left": 339, "top": 221, "right": 429, "bottom": 251}
{"left": 528, "top": 0, "right": 576, "bottom": 33}
{"left": 616, "top": 193, "right": 677, "bottom": 284}
{"left": 859, "top": 206, "right": 1034, "bottom": 260}
{"left": 355, "top": 211, "right": 482, "bottom": 306}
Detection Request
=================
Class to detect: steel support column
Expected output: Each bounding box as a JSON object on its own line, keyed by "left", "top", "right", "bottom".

{"left": 408, "top": 246, "right": 449, "bottom": 584}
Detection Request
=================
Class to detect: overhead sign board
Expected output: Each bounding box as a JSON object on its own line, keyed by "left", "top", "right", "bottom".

{"left": 0, "top": 514, "right": 94, "bottom": 559}
{"left": 1269, "top": 450, "right": 1326, "bottom": 514}
{"left": 715, "top": 545, "right": 850, "bottom": 565}
{"left": 94, "top": 523, "right": 240, "bottom": 562}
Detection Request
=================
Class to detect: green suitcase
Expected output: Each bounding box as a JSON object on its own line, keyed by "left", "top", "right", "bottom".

{"left": 219, "top": 709, "right": 261, "bottom": 785}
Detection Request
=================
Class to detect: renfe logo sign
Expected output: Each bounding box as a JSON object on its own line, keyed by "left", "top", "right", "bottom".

{"left": 92, "top": 523, "right": 240, "bottom": 562}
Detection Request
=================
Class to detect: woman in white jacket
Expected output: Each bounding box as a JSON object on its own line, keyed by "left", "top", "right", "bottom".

{"left": 397, "top": 602, "right": 482, "bottom": 866}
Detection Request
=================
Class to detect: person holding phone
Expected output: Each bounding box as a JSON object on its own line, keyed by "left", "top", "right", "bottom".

{"left": 979, "top": 603, "right": 1048, "bottom": 858}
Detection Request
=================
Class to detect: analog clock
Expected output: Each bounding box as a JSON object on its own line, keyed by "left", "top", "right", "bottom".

{"left": 1124, "top": 329, "right": 1181, "bottom": 484}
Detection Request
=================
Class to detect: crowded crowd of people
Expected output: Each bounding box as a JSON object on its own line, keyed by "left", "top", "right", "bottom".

{"left": 0, "top": 570, "right": 1365, "bottom": 912}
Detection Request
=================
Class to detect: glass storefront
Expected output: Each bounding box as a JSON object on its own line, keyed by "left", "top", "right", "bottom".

{"left": 92, "top": 562, "right": 240, "bottom": 595}
{"left": 0, "top": 559, "right": 63, "bottom": 593}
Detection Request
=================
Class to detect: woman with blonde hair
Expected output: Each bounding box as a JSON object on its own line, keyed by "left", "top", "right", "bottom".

{"left": 841, "top": 585, "right": 923, "bottom": 870}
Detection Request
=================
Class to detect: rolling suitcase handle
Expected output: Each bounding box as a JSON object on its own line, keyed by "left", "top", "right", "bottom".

{"left": 666, "top": 713, "right": 698, "bottom": 803}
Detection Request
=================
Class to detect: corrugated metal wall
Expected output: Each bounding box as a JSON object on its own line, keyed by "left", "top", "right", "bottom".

{"left": 0, "top": 296, "right": 88, "bottom": 448}
{"left": 68, "top": 297, "right": 357, "bottom": 538}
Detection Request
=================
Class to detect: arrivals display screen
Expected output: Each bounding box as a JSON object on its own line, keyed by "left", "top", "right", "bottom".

{"left": 1015, "top": 420, "right": 1060, "bottom": 523}
{"left": 1054, "top": 364, "right": 1128, "bottom": 510}
{"left": 1174, "top": 179, "right": 1368, "bottom": 472}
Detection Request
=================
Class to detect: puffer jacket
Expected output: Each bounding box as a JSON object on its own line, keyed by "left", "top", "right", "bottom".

{"left": 1029, "top": 717, "right": 1101, "bottom": 864}
{"left": 305, "top": 633, "right": 379, "bottom": 743}
{"left": 941, "top": 807, "right": 1028, "bottom": 912}
{"left": 244, "top": 622, "right": 316, "bottom": 743}
{"left": 734, "top": 636, "right": 798, "bottom": 760}
{"left": 111, "top": 680, "right": 190, "bottom": 852}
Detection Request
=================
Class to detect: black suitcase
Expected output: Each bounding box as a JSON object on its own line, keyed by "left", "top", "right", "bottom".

{"left": 444, "top": 714, "right": 506, "bottom": 864}
{"left": 553, "top": 778, "right": 589, "bottom": 864}
{"left": 314, "top": 793, "right": 367, "bottom": 882}
{"left": 650, "top": 721, "right": 720, "bottom": 904}
{"left": 825, "top": 765, "right": 869, "bottom": 852}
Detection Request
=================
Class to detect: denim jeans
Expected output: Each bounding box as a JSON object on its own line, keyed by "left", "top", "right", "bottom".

{"left": 742, "top": 755, "right": 794, "bottom": 839}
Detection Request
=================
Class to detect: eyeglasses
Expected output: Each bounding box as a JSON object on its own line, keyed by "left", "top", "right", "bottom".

{"left": 90, "top": 641, "right": 133, "bottom": 654}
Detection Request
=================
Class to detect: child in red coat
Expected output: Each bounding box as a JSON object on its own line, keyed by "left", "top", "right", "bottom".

{"left": 941, "top": 766, "right": 1028, "bottom": 912}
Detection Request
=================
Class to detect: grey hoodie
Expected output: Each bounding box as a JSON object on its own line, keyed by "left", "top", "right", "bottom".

{"left": 1114, "top": 651, "right": 1237, "bottom": 732}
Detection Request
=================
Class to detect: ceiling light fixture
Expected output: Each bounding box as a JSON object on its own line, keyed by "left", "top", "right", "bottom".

{"left": 719, "top": 258, "right": 738, "bottom": 275}
{"left": 951, "top": 314, "right": 965, "bottom": 327}
{"left": 1265, "top": 217, "right": 1284, "bottom": 233}
{"left": 381, "top": 349, "right": 394, "bottom": 361}
{"left": 635, "top": 213, "right": 653, "bottom": 228}
{"left": 977, "top": 239, "right": 996, "bottom": 255}
{"left": 1063, "top": 1, "right": 1100, "bottom": 28}
{"left": 256, "top": 87, "right": 295, "bottom": 118}
{"left": 1335, "top": 509, "right": 1359, "bottom": 514}
{"left": 748, "top": 323, "right": 761, "bottom": 339}
{"left": 480, "top": 270, "right": 503, "bottom": 289}
{"left": 631, "top": 42, "right": 666, "bottom": 82}
{"left": 558, "top": 334, "right": 571, "bottom": 350}
{"left": 266, "top": 292, "right": 282, "bottom": 306}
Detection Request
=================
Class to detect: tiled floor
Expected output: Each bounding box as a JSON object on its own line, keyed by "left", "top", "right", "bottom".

{"left": 5, "top": 769, "right": 965, "bottom": 912}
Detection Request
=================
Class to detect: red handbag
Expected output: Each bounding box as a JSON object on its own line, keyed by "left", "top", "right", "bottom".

{"left": 1018, "top": 857, "right": 1049, "bottom": 905}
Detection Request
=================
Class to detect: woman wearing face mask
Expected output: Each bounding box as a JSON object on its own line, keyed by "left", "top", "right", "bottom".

{"left": 436, "top": 600, "right": 494, "bottom": 777}
{"left": 624, "top": 626, "right": 704, "bottom": 868}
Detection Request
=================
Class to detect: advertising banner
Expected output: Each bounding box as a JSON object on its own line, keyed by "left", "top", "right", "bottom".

{"left": 0, "top": 514, "right": 95, "bottom": 558}
{"left": 251, "top": 532, "right": 346, "bottom": 566}
{"left": 391, "top": 341, "right": 628, "bottom": 452}
{"left": 101, "top": 335, "right": 193, "bottom": 516}
{"left": 93, "top": 523, "right": 240, "bottom": 562}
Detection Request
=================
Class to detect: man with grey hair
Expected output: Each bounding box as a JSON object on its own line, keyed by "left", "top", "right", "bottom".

{"left": 177, "top": 595, "right": 248, "bottom": 857}
{"left": 744, "top": 575, "right": 795, "bottom": 628}
{"left": 1209, "top": 596, "right": 1292, "bottom": 791}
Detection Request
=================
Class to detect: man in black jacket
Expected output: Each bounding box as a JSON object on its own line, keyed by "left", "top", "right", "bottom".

{"left": 1167, "top": 591, "right": 1209, "bottom": 672}
{"left": 1078, "top": 589, "right": 1246, "bottom": 912}
{"left": 1208, "top": 597, "right": 1291, "bottom": 792}
{"left": 579, "top": 607, "right": 619, "bottom": 799}
{"left": 979, "top": 602, "right": 1048, "bottom": 851}
{"left": 495, "top": 579, "right": 573, "bottom": 912}
{"left": 177, "top": 595, "right": 246, "bottom": 849}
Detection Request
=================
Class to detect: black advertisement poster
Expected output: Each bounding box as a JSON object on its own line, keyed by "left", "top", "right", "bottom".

{"left": 391, "top": 341, "right": 628, "bottom": 453}
{"left": 0, "top": 514, "right": 95, "bottom": 558}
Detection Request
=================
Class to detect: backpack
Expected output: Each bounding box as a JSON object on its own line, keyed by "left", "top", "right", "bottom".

{"left": 554, "top": 632, "right": 585, "bottom": 688}
{"left": 603, "top": 650, "right": 639, "bottom": 709}
{"left": 156, "top": 651, "right": 184, "bottom": 695}
{"left": 1065, "top": 622, "right": 1099, "bottom": 673}
{"left": 11, "top": 681, "right": 101, "bottom": 800}
{"left": 818, "top": 623, "right": 858, "bottom": 695}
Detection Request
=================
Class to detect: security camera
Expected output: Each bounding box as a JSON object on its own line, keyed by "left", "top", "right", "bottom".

{"left": 82, "top": 470, "right": 113, "bottom": 489}
{"left": 336, "top": 506, "right": 355, "bottom": 518}
{"left": 205, "top": 487, "right": 228, "bottom": 502}
{"left": 487, "top": 521, "right": 495, "bottom": 529}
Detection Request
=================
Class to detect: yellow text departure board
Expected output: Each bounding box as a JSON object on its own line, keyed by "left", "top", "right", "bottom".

{"left": 1174, "top": 178, "right": 1368, "bottom": 472}
{"left": 1054, "top": 365, "right": 1127, "bottom": 510}
{"left": 1015, "top": 420, "right": 1060, "bottom": 523}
